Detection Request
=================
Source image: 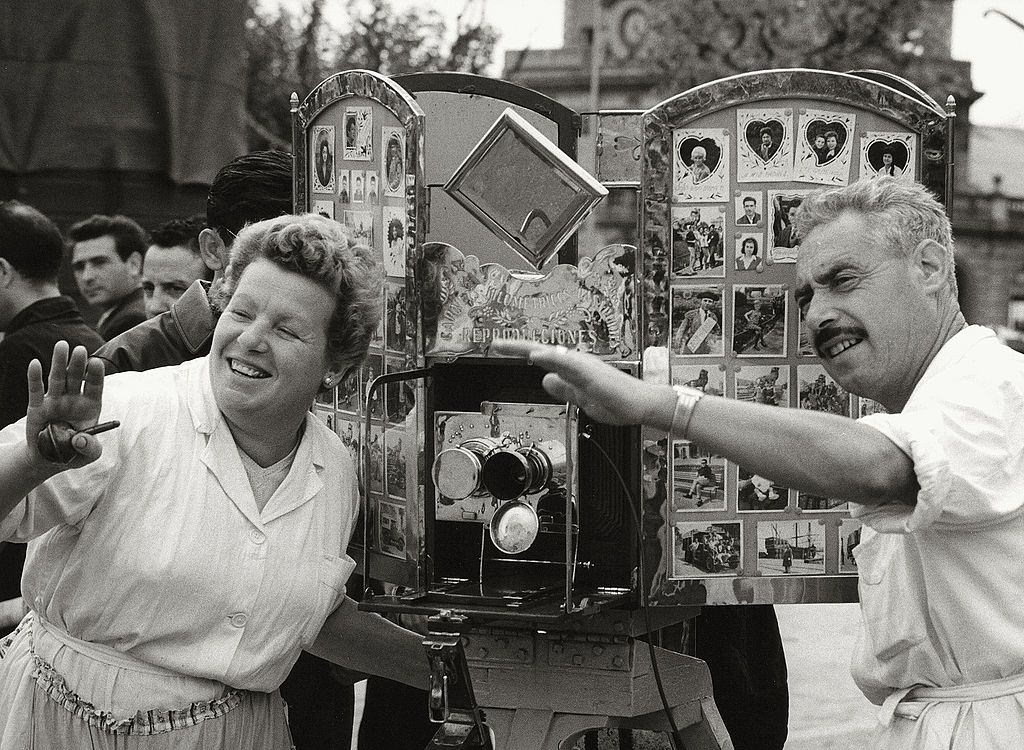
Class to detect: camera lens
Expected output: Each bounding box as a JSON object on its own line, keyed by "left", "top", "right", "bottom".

{"left": 432, "top": 438, "right": 497, "bottom": 500}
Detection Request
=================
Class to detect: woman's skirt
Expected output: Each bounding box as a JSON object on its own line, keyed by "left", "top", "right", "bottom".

{"left": 0, "top": 613, "right": 294, "bottom": 749}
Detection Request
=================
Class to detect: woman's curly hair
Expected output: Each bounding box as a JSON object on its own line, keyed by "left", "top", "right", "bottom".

{"left": 216, "top": 213, "right": 383, "bottom": 374}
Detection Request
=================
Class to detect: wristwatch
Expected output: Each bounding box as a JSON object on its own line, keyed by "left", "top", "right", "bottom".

{"left": 671, "top": 384, "right": 704, "bottom": 439}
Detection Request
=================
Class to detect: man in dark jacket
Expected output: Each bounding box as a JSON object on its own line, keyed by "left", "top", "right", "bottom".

{"left": 0, "top": 201, "right": 105, "bottom": 629}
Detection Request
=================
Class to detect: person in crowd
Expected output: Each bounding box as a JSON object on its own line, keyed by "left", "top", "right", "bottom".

{"left": 0, "top": 214, "right": 425, "bottom": 749}
{"left": 67, "top": 214, "right": 148, "bottom": 340}
{"left": 141, "top": 214, "right": 211, "bottom": 319}
{"left": 0, "top": 201, "right": 105, "bottom": 633}
{"left": 495, "top": 177, "right": 1024, "bottom": 748}
{"left": 95, "top": 151, "right": 292, "bottom": 374}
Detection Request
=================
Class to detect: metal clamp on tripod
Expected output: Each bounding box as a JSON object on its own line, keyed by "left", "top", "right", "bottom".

{"left": 425, "top": 613, "right": 493, "bottom": 749}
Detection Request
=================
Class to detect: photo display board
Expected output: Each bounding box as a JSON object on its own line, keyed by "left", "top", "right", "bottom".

{"left": 639, "top": 70, "right": 950, "bottom": 606}
{"left": 295, "top": 70, "right": 427, "bottom": 588}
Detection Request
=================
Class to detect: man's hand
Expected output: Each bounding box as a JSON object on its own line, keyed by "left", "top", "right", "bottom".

{"left": 25, "top": 342, "right": 106, "bottom": 470}
{"left": 488, "top": 340, "right": 670, "bottom": 429}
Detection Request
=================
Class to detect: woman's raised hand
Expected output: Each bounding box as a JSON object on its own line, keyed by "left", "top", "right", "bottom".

{"left": 25, "top": 342, "right": 106, "bottom": 468}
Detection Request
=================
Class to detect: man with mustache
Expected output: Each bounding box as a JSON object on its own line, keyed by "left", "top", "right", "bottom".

{"left": 493, "top": 177, "right": 1024, "bottom": 748}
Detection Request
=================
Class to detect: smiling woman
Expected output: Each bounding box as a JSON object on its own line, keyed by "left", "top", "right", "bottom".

{"left": 0, "top": 214, "right": 421, "bottom": 750}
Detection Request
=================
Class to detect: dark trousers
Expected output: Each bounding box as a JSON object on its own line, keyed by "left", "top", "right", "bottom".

{"left": 280, "top": 651, "right": 355, "bottom": 750}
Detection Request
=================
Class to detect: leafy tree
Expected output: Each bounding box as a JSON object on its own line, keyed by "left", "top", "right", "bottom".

{"left": 245, "top": 0, "right": 498, "bottom": 150}
{"left": 643, "top": 0, "right": 962, "bottom": 102}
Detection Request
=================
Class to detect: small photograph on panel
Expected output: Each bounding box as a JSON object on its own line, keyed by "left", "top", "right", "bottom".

{"left": 364, "top": 353, "right": 385, "bottom": 420}
{"left": 794, "top": 109, "right": 857, "bottom": 185}
{"left": 368, "top": 424, "right": 385, "bottom": 494}
{"left": 797, "top": 491, "right": 848, "bottom": 512}
{"left": 382, "top": 206, "right": 407, "bottom": 278}
{"left": 857, "top": 397, "right": 888, "bottom": 418}
{"left": 384, "top": 282, "right": 408, "bottom": 353}
{"left": 735, "top": 192, "right": 764, "bottom": 227}
{"left": 734, "top": 364, "right": 790, "bottom": 407}
{"left": 671, "top": 364, "right": 724, "bottom": 395}
{"left": 756, "top": 521, "right": 825, "bottom": 575}
{"left": 366, "top": 171, "right": 380, "bottom": 204}
{"left": 337, "top": 171, "right": 350, "bottom": 203}
{"left": 735, "top": 233, "right": 766, "bottom": 273}
{"left": 384, "top": 424, "right": 408, "bottom": 499}
{"left": 313, "top": 200, "right": 334, "bottom": 220}
{"left": 311, "top": 125, "right": 336, "bottom": 194}
{"left": 385, "top": 357, "right": 415, "bottom": 424}
{"left": 670, "top": 206, "right": 725, "bottom": 277}
{"left": 767, "top": 190, "right": 813, "bottom": 263}
{"left": 797, "top": 316, "right": 816, "bottom": 357}
{"left": 736, "top": 108, "right": 793, "bottom": 182}
{"left": 672, "top": 128, "right": 729, "bottom": 202}
{"left": 860, "top": 132, "right": 915, "bottom": 181}
{"left": 382, "top": 127, "right": 406, "bottom": 198}
{"left": 315, "top": 381, "right": 334, "bottom": 408}
{"left": 336, "top": 416, "right": 360, "bottom": 461}
{"left": 313, "top": 405, "right": 335, "bottom": 433}
{"left": 342, "top": 210, "right": 374, "bottom": 248}
{"left": 671, "top": 522, "right": 741, "bottom": 578}
{"left": 343, "top": 106, "right": 372, "bottom": 161}
{"left": 733, "top": 284, "right": 787, "bottom": 357}
{"left": 351, "top": 170, "right": 366, "bottom": 204}
{"left": 378, "top": 499, "right": 407, "bottom": 559}
{"left": 671, "top": 441, "right": 726, "bottom": 511}
{"left": 798, "top": 364, "right": 850, "bottom": 416}
{"left": 737, "top": 467, "right": 788, "bottom": 512}
{"left": 839, "top": 518, "right": 863, "bottom": 574}
{"left": 336, "top": 371, "right": 360, "bottom": 414}
{"left": 670, "top": 285, "right": 723, "bottom": 356}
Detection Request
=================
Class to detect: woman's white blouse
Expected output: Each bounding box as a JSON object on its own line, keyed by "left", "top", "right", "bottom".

{"left": 0, "top": 357, "right": 359, "bottom": 693}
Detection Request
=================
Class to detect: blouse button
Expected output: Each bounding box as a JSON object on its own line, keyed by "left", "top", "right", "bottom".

{"left": 229, "top": 612, "right": 248, "bottom": 628}
{"left": 249, "top": 529, "right": 265, "bottom": 544}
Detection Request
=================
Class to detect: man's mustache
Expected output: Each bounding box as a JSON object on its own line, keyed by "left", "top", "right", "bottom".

{"left": 814, "top": 326, "right": 866, "bottom": 353}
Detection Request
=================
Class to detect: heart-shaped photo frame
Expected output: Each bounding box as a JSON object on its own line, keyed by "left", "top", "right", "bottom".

{"left": 678, "top": 136, "right": 722, "bottom": 184}
{"left": 745, "top": 119, "right": 785, "bottom": 164}
{"left": 804, "top": 120, "right": 849, "bottom": 167}
{"left": 866, "top": 139, "right": 910, "bottom": 176}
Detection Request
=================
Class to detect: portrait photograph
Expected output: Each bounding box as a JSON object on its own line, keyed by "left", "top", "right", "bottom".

{"left": 672, "top": 127, "right": 729, "bottom": 202}
{"left": 384, "top": 282, "right": 408, "bottom": 353}
{"left": 735, "top": 191, "right": 764, "bottom": 227}
{"left": 798, "top": 316, "right": 816, "bottom": 356}
{"left": 670, "top": 205, "right": 725, "bottom": 278}
{"left": 671, "top": 441, "right": 726, "bottom": 512}
{"left": 350, "top": 170, "right": 366, "bottom": 204}
{"left": 343, "top": 106, "right": 372, "bottom": 161}
{"left": 366, "top": 170, "right": 380, "bottom": 204}
{"left": 337, "top": 170, "right": 350, "bottom": 203}
{"left": 385, "top": 356, "right": 415, "bottom": 424}
{"left": 382, "top": 205, "right": 407, "bottom": 278}
{"left": 839, "top": 518, "right": 862, "bottom": 574}
{"left": 384, "top": 424, "right": 408, "bottom": 500}
{"left": 368, "top": 423, "right": 384, "bottom": 493}
{"left": 734, "top": 364, "right": 790, "bottom": 407}
{"left": 733, "top": 284, "right": 788, "bottom": 357}
{"left": 378, "top": 499, "right": 407, "bottom": 559}
{"left": 756, "top": 521, "right": 825, "bottom": 576}
{"left": 797, "top": 364, "right": 851, "bottom": 417}
{"left": 857, "top": 397, "right": 888, "bottom": 418}
{"left": 382, "top": 126, "right": 406, "bottom": 198}
{"left": 734, "top": 232, "right": 765, "bottom": 273}
{"left": 671, "top": 522, "right": 742, "bottom": 579}
{"left": 859, "top": 131, "right": 916, "bottom": 181}
{"left": 793, "top": 109, "right": 857, "bottom": 185}
{"left": 336, "top": 415, "right": 360, "bottom": 461}
{"left": 671, "top": 363, "right": 724, "bottom": 396}
{"left": 737, "top": 467, "right": 788, "bottom": 512}
{"left": 670, "top": 285, "right": 724, "bottom": 356}
{"left": 767, "top": 190, "right": 813, "bottom": 263}
{"left": 310, "top": 125, "right": 335, "bottom": 194}
{"left": 313, "top": 199, "right": 334, "bottom": 220}
{"left": 363, "top": 353, "right": 385, "bottom": 420}
{"left": 736, "top": 108, "right": 793, "bottom": 182}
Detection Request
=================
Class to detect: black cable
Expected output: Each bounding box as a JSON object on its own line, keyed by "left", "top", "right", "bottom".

{"left": 581, "top": 428, "right": 686, "bottom": 750}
